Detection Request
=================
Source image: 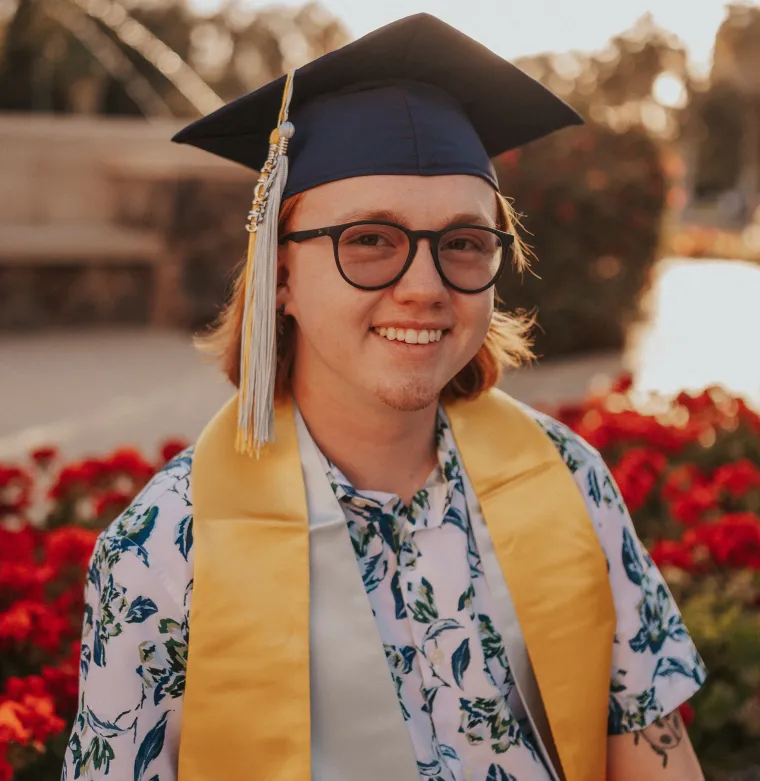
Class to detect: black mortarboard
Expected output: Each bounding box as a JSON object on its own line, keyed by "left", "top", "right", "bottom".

{"left": 173, "top": 13, "right": 582, "bottom": 198}
{"left": 173, "top": 14, "right": 582, "bottom": 456}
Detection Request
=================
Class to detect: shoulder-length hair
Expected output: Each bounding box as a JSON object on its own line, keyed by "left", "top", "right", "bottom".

{"left": 197, "top": 189, "right": 535, "bottom": 400}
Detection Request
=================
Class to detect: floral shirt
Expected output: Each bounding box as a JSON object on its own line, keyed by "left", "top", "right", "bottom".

{"left": 61, "top": 405, "right": 706, "bottom": 781}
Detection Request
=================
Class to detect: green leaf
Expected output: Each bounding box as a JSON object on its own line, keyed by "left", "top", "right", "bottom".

{"left": 134, "top": 711, "right": 169, "bottom": 781}
{"left": 409, "top": 577, "right": 439, "bottom": 623}
{"left": 586, "top": 468, "right": 602, "bottom": 507}
{"left": 487, "top": 764, "right": 517, "bottom": 781}
{"left": 452, "top": 639, "right": 471, "bottom": 688}
{"left": 622, "top": 526, "right": 645, "bottom": 586}
{"left": 457, "top": 583, "right": 475, "bottom": 612}
{"left": 175, "top": 514, "right": 193, "bottom": 561}
{"left": 391, "top": 570, "right": 407, "bottom": 619}
{"left": 422, "top": 618, "right": 461, "bottom": 646}
{"left": 126, "top": 596, "right": 159, "bottom": 624}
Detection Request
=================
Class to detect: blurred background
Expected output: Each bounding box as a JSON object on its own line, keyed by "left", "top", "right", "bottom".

{"left": 1, "top": 2, "right": 760, "bottom": 780}
{"left": 2, "top": 0, "right": 760, "bottom": 457}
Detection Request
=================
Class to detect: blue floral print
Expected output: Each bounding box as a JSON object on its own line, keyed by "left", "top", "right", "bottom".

{"left": 61, "top": 406, "right": 706, "bottom": 781}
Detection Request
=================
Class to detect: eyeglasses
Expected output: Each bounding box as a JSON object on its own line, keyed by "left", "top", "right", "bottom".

{"left": 280, "top": 220, "right": 514, "bottom": 293}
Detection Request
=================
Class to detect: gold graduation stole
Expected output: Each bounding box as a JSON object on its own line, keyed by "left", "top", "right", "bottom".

{"left": 179, "top": 389, "right": 616, "bottom": 781}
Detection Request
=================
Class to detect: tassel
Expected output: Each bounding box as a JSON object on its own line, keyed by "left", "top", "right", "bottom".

{"left": 237, "top": 70, "right": 296, "bottom": 456}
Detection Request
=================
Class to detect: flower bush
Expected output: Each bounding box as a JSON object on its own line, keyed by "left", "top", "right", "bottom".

{"left": 553, "top": 377, "right": 760, "bottom": 778}
{"left": 0, "top": 440, "right": 187, "bottom": 780}
{"left": 1, "top": 387, "right": 759, "bottom": 779}
{"left": 493, "top": 123, "right": 668, "bottom": 359}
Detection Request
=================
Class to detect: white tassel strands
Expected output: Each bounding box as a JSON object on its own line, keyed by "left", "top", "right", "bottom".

{"left": 237, "top": 72, "right": 296, "bottom": 456}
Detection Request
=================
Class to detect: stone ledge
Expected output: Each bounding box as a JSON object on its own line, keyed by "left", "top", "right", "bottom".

{"left": 0, "top": 224, "right": 163, "bottom": 265}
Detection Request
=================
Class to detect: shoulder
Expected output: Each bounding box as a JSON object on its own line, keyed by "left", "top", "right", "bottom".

{"left": 90, "top": 447, "right": 195, "bottom": 609}
{"left": 515, "top": 401, "right": 628, "bottom": 548}
{"left": 517, "top": 400, "right": 614, "bottom": 491}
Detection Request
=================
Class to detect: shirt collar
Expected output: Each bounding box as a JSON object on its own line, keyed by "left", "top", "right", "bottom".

{"left": 318, "top": 406, "right": 462, "bottom": 530}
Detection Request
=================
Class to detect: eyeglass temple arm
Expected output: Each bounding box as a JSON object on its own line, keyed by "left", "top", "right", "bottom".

{"left": 280, "top": 227, "right": 333, "bottom": 245}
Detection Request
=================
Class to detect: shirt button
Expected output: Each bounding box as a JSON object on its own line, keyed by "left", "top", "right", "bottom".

{"left": 463, "top": 766, "right": 474, "bottom": 781}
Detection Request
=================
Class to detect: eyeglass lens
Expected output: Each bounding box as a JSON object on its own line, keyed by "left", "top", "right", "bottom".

{"left": 337, "top": 224, "right": 504, "bottom": 290}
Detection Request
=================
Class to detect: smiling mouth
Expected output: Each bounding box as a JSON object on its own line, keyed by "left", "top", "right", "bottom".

{"left": 370, "top": 326, "right": 445, "bottom": 345}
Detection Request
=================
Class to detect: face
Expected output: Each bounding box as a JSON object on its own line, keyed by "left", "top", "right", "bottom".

{"left": 277, "top": 174, "right": 498, "bottom": 413}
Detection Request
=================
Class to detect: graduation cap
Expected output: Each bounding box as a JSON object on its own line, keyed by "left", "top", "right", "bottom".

{"left": 172, "top": 13, "right": 583, "bottom": 455}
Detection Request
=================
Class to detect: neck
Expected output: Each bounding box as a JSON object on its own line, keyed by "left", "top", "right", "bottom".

{"left": 291, "top": 372, "right": 439, "bottom": 504}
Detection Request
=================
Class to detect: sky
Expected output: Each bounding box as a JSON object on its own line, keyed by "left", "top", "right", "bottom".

{"left": 188, "top": 0, "right": 752, "bottom": 76}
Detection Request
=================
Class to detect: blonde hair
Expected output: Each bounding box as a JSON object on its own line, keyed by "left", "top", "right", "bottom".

{"left": 197, "top": 189, "right": 535, "bottom": 400}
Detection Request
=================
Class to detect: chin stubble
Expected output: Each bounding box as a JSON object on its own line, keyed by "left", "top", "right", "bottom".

{"left": 373, "top": 377, "right": 441, "bottom": 412}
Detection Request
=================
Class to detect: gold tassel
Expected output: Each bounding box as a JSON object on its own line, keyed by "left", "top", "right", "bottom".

{"left": 237, "top": 70, "right": 296, "bottom": 456}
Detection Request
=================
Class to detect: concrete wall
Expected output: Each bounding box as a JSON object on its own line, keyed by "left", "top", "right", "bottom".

{"left": 0, "top": 113, "right": 247, "bottom": 227}
{"left": 0, "top": 114, "right": 252, "bottom": 329}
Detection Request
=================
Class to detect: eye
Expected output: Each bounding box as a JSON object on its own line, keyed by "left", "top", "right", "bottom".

{"left": 340, "top": 225, "right": 406, "bottom": 249}
{"left": 444, "top": 236, "right": 479, "bottom": 251}
{"left": 440, "top": 228, "right": 497, "bottom": 255}
{"left": 352, "top": 233, "right": 388, "bottom": 247}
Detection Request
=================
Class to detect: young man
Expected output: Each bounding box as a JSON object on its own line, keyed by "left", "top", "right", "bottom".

{"left": 63, "top": 14, "right": 706, "bottom": 781}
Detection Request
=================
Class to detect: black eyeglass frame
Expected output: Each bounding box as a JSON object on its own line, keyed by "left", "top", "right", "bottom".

{"left": 280, "top": 220, "right": 515, "bottom": 294}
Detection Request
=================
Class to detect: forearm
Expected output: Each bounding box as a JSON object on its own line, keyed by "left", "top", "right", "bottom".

{"left": 607, "top": 711, "right": 704, "bottom": 781}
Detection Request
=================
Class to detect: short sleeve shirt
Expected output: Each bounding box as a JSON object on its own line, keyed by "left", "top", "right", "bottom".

{"left": 319, "top": 406, "right": 707, "bottom": 781}
{"left": 61, "top": 407, "right": 706, "bottom": 781}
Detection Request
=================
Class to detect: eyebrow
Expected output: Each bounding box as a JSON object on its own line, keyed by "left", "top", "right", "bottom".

{"left": 334, "top": 208, "right": 497, "bottom": 229}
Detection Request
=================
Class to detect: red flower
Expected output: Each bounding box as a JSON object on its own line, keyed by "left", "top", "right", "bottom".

{"left": 107, "top": 448, "right": 154, "bottom": 483}
{"left": 711, "top": 460, "right": 760, "bottom": 497}
{"left": 678, "top": 702, "right": 695, "bottom": 728}
{"left": 611, "top": 448, "right": 667, "bottom": 513}
{"left": 0, "top": 600, "right": 70, "bottom": 654}
{"left": 0, "top": 675, "right": 66, "bottom": 744}
{"left": 610, "top": 372, "right": 634, "bottom": 394}
{"left": 573, "top": 408, "right": 697, "bottom": 453}
{"left": 661, "top": 465, "right": 718, "bottom": 526}
{"left": 669, "top": 486, "right": 718, "bottom": 526}
{"left": 0, "top": 525, "right": 38, "bottom": 564}
{"left": 0, "top": 465, "right": 33, "bottom": 516}
{"left": 0, "top": 699, "right": 31, "bottom": 744}
{"left": 30, "top": 446, "right": 59, "bottom": 468}
{"left": 92, "top": 489, "right": 132, "bottom": 519}
{"left": 160, "top": 438, "right": 189, "bottom": 464}
{"left": 737, "top": 399, "right": 760, "bottom": 432}
{"left": 554, "top": 402, "right": 586, "bottom": 430}
{"left": 662, "top": 465, "right": 705, "bottom": 502}
{"left": 0, "top": 562, "right": 54, "bottom": 602}
{"left": 676, "top": 390, "right": 717, "bottom": 416}
{"left": 650, "top": 539, "right": 695, "bottom": 572}
{"left": 41, "top": 643, "right": 81, "bottom": 715}
{"left": 44, "top": 526, "right": 99, "bottom": 572}
{"left": 694, "top": 513, "right": 760, "bottom": 569}
{"left": 49, "top": 461, "right": 102, "bottom": 500}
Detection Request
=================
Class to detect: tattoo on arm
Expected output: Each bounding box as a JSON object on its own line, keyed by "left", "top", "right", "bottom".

{"left": 633, "top": 713, "right": 684, "bottom": 768}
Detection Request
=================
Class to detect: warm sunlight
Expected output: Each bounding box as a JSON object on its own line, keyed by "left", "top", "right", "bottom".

{"left": 632, "top": 259, "right": 760, "bottom": 405}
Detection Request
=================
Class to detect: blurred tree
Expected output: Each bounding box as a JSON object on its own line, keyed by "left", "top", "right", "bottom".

{"left": 494, "top": 123, "right": 666, "bottom": 358}
{"left": 0, "top": 0, "right": 349, "bottom": 117}
{"left": 515, "top": 14, "right": 693, "bottom": 140}
{"left": 691, "top": 84, "right": 744, "bottom": 201}
{"left": 706, "top": 2, "right": 760, "bottom": 219}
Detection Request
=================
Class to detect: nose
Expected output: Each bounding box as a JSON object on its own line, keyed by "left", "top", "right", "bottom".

{"left": 391, "top": 238, "right": 448, "bottom": 304}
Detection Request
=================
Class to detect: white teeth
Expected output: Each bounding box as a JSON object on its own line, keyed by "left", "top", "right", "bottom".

{"left": 373, "top": 327, "right": 444, "bottom": 344}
